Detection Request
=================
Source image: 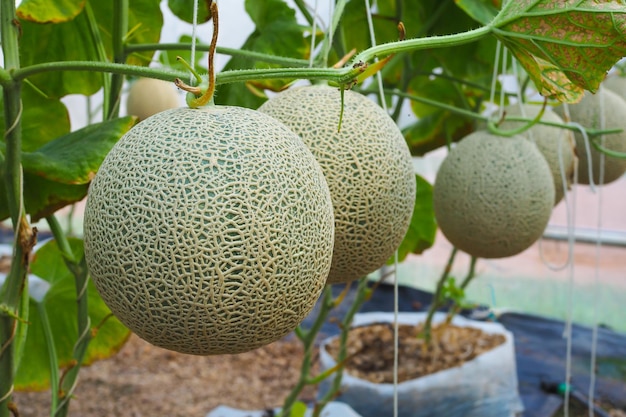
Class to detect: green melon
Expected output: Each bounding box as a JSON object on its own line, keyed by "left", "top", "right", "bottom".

{"left": 84, "top": 106, "right": 335, "bottom": 355}
{"left": 554, "top": 87, "right": 626, "bottom": 185}
{"left": 498, "top": 104, "right": 576, "bottom": 205}
{"left": 126, "top": 78, "right": 181, "bottom": 121}
{"left": 433, "top": 130, "right": 555, "bottom": 259}
{"left": 259, "top": 85, "right": 416, "bottom": 284}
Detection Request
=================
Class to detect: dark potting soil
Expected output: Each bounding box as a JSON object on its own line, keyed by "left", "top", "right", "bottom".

{"left": 325, "top": 322, "right": 505, "bottom": 383}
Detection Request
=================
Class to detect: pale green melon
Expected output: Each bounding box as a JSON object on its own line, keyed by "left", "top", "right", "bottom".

{"left": 433, "top": 130, "right": 555, "bottom": 259}
{"left": 126, "top": 78, "right": 181, "bottom": 121}
{"left": 84, "top": 106, "right": 335, "bottom": 355}
{"left": 554, "top": 87, "right": 626, "bottom": 185}
{"left": 259, "top": 85, "right": 416, "bottom": 284}
{"left": 498, "top": 104, "right": 576, "bottom": 205}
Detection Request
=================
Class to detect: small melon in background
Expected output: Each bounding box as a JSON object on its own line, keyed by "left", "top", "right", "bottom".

{"left": 433, "top": 130, "right": 555, "bottom": 259}
{"left": 498, "top": 104, "right": 576, "bottom": 205}
{"left": 553, "top": 87, "right": 626, "bottom": 185}
{"left": 259, "top": 85, "right": 416, "bottom": 284}
{"left": 84, "top": 106, "right": 335, "bottom": 355}
{"left": 603, "top": 74, "right": 626, "bottom": 99}
{"left": 126, "top": 77, "right": 181, "bottom": 120}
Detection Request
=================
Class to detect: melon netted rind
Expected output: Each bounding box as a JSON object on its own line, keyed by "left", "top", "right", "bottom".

{"left": 84, "top": 106, "right": 335, "bottom": 355}
{"left": 499, "top": 104, "right": 576, "bottom": 205}
{"left": 259, "top": 85, "right": 416, "bottom": 284}
{"left": 126, "top": 78, "right": 181, "bottom": 121}
{"left": 553, "top": 87, "right": 626, "bottom": 185}
{"left": 433, "top": 131, "right": 555, "bottom": 259}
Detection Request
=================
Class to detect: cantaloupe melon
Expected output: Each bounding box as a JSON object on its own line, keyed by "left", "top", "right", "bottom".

{"left": 83, "top": 106, "right": 335, "bottom": 355}
{"left": 126, "top": 78, "right": 181, "bottom": 121}
{"left": 553, "top": 87, "right": 626, "bottom": 185}
{"left": 258, "top": 85, "right": 416, "bottom": 284}
{"left": 498, "top": 104, "right": 576, "bottom": 205}
{"left": 433, "top": 130, "right": 555, "bottom": 259}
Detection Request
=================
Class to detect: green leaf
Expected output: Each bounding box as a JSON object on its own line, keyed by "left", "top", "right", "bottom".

{"left": 90, "top": 0, "right": 164, "bottom": 66}
{"left": 0, "top": 117, "right": 135, "bottom": 221}
{"left": 17, "top": 0, "right": 85, "bottom": 23}
{"left": 21, "top": 174, "right": 89, "bottom": 223}
{"left": 21, "top": 116, "right": 137, "bottom": 185}
{"left": 215, "top": 0, "right": 309, "bottom": 108}
{"left": 168, "top": 0, "right": 211, "bottom": 24}
{"left": 455, "top": 0, "right": 500, "bottom": 25}
{"left": 0, "top": 83, "right": 71, "bottom": 152}
{"left": 492, "top": 0, "right": 626, "bottom": 102}
{"left": 15, "top": 239, "right": 130, "bottom": 391}
{"left": 393, "top": 175, "right": 437, "bottom": 262}
{"left": 18, "top": 11, "right": 103, "bottom": 98}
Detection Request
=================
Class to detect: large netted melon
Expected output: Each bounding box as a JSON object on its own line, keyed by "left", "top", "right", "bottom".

{"left": 433, "top": 130, "right": 555, "bottom": 259}
{"left": 554, "top": 87, "right": 626, "bottom": 185}
{"left": 498, "top": 104, "right": 576, "bottom": 205}
{"left": 84, "top": 106, "right": 335, "bottom": 355}
{"left": 259, "top": 85, "right": 416, "bottom": 284}
{"left": 126, "top": 78, "right": 181, "bottom": 121}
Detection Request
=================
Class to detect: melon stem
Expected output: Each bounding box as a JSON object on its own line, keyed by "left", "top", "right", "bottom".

{"left": 175, "top": 0, "right": 218, "bottom": 109}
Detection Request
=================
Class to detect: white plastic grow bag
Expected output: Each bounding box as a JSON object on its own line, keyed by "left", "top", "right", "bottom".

{"left": 318, "top": 312, "right": 524, "bottom": 417}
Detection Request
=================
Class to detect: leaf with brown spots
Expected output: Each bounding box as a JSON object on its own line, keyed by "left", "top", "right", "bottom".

{"left": 491, "top": 0, "right": 626, "bottom": 102}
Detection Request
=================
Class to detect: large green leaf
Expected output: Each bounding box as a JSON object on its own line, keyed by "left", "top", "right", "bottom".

{"left": 14, "top": 174, "right": 89, "bottom": 223}
{"left": 0, "top": 117, "right": 135, "bottom": 221}
{"left": 15, "top": 239, "right": 130, "bottom": 391}
{"left": 394, "top": 175, "right": 437, "bottom": 262}
{"left": 0, "top": 83, "right": 71, "bottom": 152}
{"left": 492, "top": 0, "right": 626, "bottom": 102}
{"left": 18, "top": 11, "right": 103, "bottom": 98}
{"left": 90, "top": 0, "right": 164, "bottom": 66}
{"left": 21, "top": 116, "right": 137, "bottom": 184}
{"left": 215, "top": 0, "right": 310, "bottom": 108}
{"left": 17, "top": 0, "right": 85, "bottom": 23}
{"left": 168, "top": 0, "right": 211, "bottom": 24}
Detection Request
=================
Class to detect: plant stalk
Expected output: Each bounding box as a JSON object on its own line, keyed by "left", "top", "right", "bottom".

{"left": 106, "top": 0, "right": 129, "bottom": 119}
{"left": 0, "top": 1, "right": 34, "bottom": 416}
{"left": 125, "top": 43, "right": 311, "bottom": 67}
{"left": 314, "top": 277, "right": 371, "bottom": 416}
{"left": 422, "top": 247, "right": 458, "bottom": 345}
{"left": 46, "top": 216, "right": 90, "bottom": 417}
{"left": 279, "top": 286, "right": 334, "bottom": 417}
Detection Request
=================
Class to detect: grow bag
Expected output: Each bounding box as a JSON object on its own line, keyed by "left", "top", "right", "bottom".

{"left": 317, "top": 312, "right": 524, "bottom": 417}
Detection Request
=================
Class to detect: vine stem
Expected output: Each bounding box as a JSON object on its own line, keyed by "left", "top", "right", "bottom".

{"left": 0, "top": 1, "right": 34, "bottom": 416}
{"left": 9, "top": 24, "right": 494, "bottom": 89}
{"left": 353, "top": 25, "right": 492, "bottom": 63}
{"left": 106, "top": 0, "right": 128, "bottom": 119}
{"left": 125, "top": 44, "right": 311, "bottom": 67}
{"left": 278, "top": 286, "right": 334, "bottom": 417}
{"left": 45, "top": 215, "right": 91, "bottom": 417}
{"left": 422, "top": 247, "right": 458, "bottom": 345}
{"left": 314, "top": 277, "right": 371, "bottom": 417}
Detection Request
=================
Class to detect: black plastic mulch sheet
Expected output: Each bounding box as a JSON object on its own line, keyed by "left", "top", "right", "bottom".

{"left": 299, "top": 282, "right": 626, "bottom": 417}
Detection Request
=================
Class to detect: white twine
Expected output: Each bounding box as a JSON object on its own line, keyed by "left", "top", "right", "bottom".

{"left": 189, "top": 0, "right": 200, "bottom": 84}
{"left": 587, "top": 90, "right": 606, "bottom": 417}
{"left": 364, "top": 0, "right": 387, "bottom": 111}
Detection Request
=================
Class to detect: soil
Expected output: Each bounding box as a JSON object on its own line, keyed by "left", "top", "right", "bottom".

{"left": 12, "top": 334, "right": 318, "bottom": 417}
{"left": 326, "top": 322, "right": 506, "bottom": 384}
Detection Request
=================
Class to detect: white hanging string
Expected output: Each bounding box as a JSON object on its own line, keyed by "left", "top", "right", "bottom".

{"left": 489, "top": 41, "right": 502, "bottom": 120}
{"left": 189, "top": 0, "right": 200, "bottom": 84}
{"left": 587, "top": 90, "right": 606, "bottom": 417}
{"left": 308, "top": 0, "right": 320, "bottom": 68}
{"left": 362, "top": 1, "right": 396, "bottom": 414}
{"left": 364, "top": 0, "right": 387, "bottom": 112}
